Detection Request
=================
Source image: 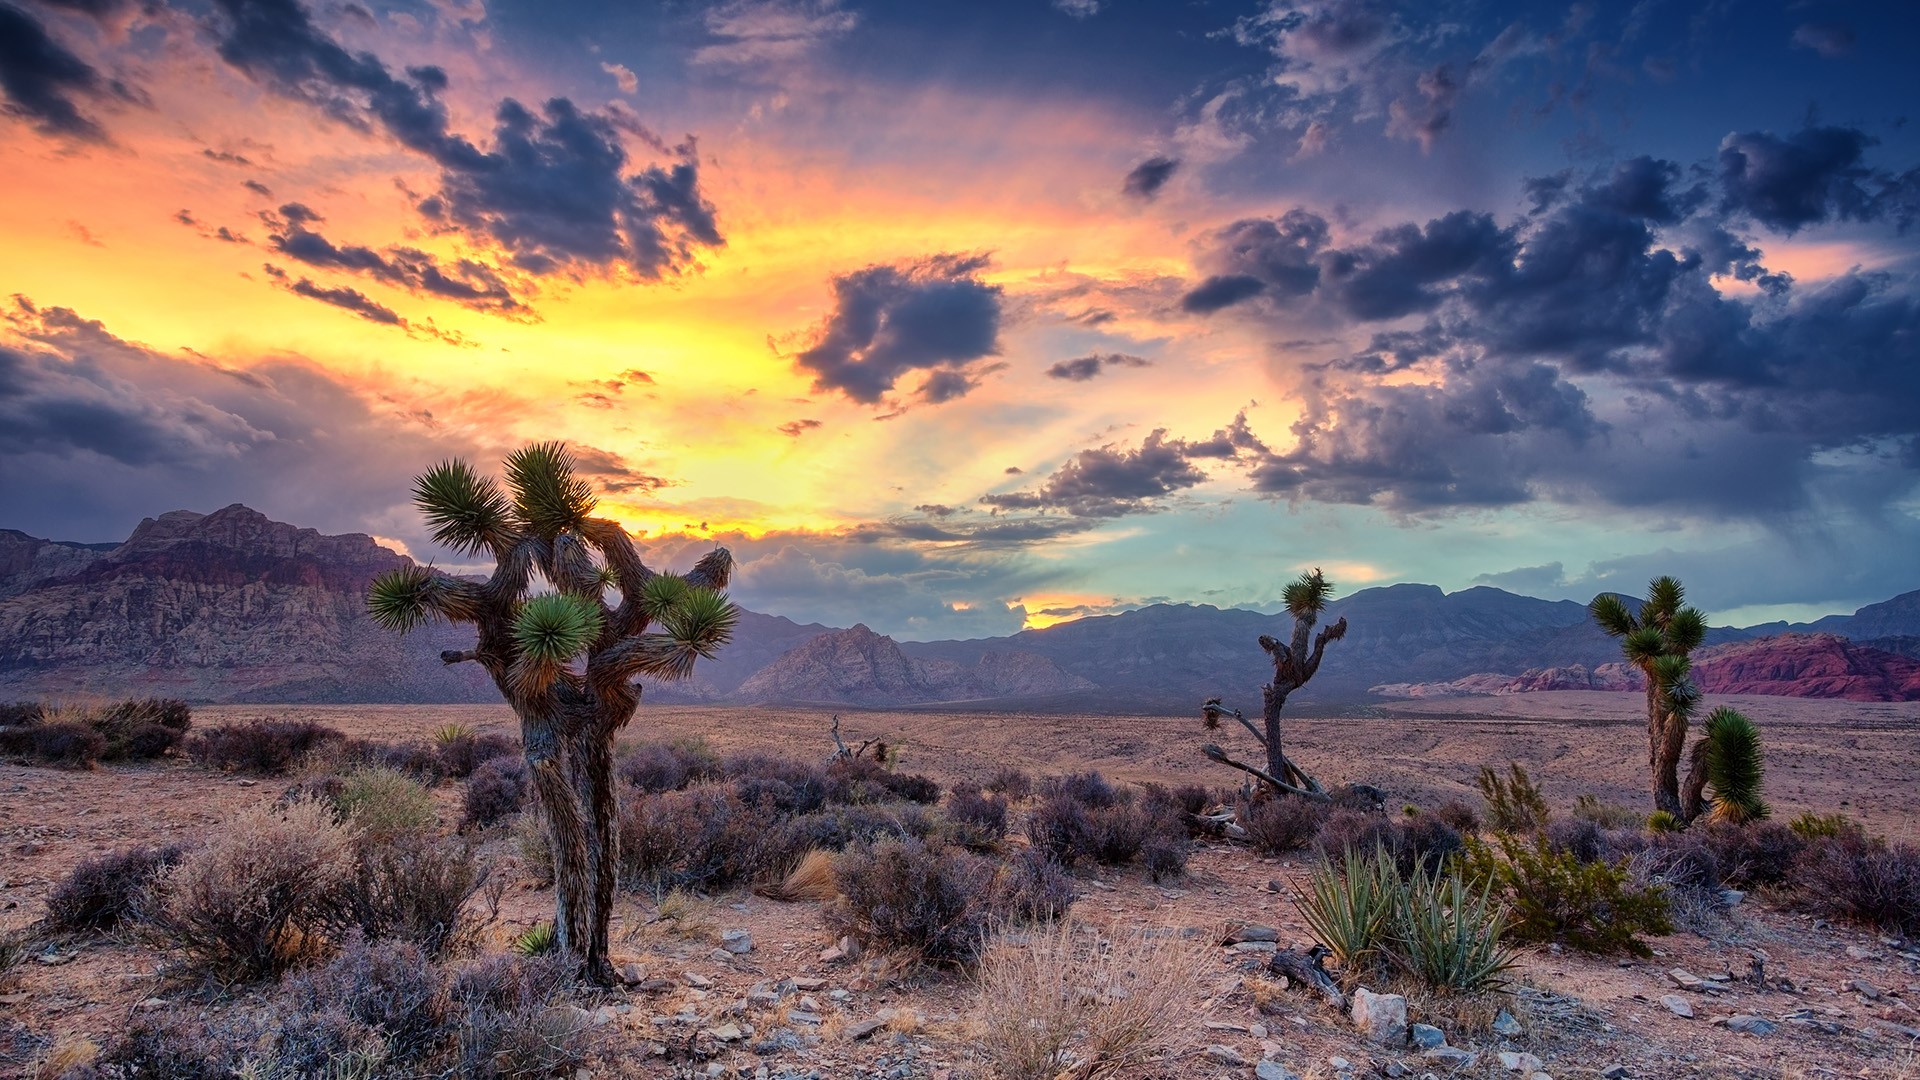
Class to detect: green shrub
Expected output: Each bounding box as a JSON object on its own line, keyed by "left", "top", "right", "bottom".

{"left": 1788, "top": 811, "right": 1862, "bottom": 841}
{"left": 1573, "top": 794, "right": 1644, "bottom": 829}
{"left": 336, "top": 766, "right": 438, "bottom": 840}
{"left": 1296, "top": 845, "right": 1514, "bottom": 992}
{"left": 1295, "top": 845, "right": 1398, "bottom": 975}
{"left": 1477, "top": 763, "right": 1550, "bottom": 833}
{"left": 1647, "top": 810, "right": 1682, "bottom": 833}
{"left": 510, "top": 923, "right": 555, "bottom": 956}
{"left": 1461, "top": 832, "right": 1673, "bottom": 957}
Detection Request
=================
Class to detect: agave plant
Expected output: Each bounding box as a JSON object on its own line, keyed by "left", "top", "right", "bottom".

{"left": 1296, "top": 844, "right": 1401, "bottom": 978}
{"left": 367, "top": 442, "right": 738, "bottom": 984}
{"left": 1388, "top": 870, "right": 1516, "bottom": 993}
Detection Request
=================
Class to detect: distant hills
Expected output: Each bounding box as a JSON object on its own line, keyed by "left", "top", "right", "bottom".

{"left": 3, "top": 506, "right": 1919, "bottom": 711}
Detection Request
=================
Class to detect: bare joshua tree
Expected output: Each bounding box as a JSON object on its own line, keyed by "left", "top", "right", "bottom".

{"left": 367, "top": 443, "right": 737, "bottom": 983}
{"left": 1200, "top": 568, "right": 1348, "bottom": 801}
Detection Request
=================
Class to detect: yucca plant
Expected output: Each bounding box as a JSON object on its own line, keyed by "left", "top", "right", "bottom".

{"left": 367, "top": 442, "right": 738, "bottom": 984}
{"left": 512, "top": 922, "right": 557, "bottom": 956}
{"left": 1389, "top": 870, "right": 1516, "bottom": 993}
{"left": 1296, "top": 844, "right": 1402, "bottom": 979}
{"left": 432, "top": 723, "right": 474, "bottom": 746}
{"left": 1701, "top": 707, "right": 1767, "bottom": 824}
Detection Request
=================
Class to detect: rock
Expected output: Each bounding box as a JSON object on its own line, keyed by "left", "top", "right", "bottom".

{"left": 1668, "top": 969, "right": 1704, "bottom": 991}
{"left": 788, "top": 1010, "right": 822, "bottom": 1025}
{"left": 617, "top": 962, "right": 647, "bottom": 985}
{"left": 845, "top": 1019, "right": 887, "bottom": 1041}
{"left": 1350, "top": 988, "right": 1409, "bottom": 1046}
{"left": 1203, "top": 1045, "right": 1245, "bottom": 1066}
{"left": 1849, "top": 978, "right": 1884, "bottom": 1000}
{"left": 1422, "top": 1046, "right": 1477, "bottom": 1070}
{"left": 1724, "top": 1014, "right": 1776, "bottom": 1036}
{"left": 708, "top": 1023, "right": 745, "bottom": 1042}
{"left": 722, "top": 929, "right": 754, "bottom": 954}
{"left": 1720, "top": 889, "right": 1745, "bottom": 907}
{"left": 1491, "top": 1009, "right": 1521, "bottom": 1037}
{"left": 1600, "top": 1067, "right": 1631, "bottom": 1079}
{"left": 683, "top": 972, "right": 713, "bottom": 989}
{"left": 1224, "top": 924, "right": 1281, "bottom": 945}
{"left": 1497, "top": 1051, "right": 1543, "bottom": 1073}
{"left": 1660, "top": 995, "right": 1695, "bottom": 1018}
{"left": 1410, "top": 1023, "right": 1446, "bottom": 1049}
{"left": 1255, "top": 1063, "right": 1301, "bottom": 1080}
{"left": 790, "top": 977, "right": 826, "bottom": 991}
{"left": 1232, "top": 941, "right": 1280, "bottom": 954}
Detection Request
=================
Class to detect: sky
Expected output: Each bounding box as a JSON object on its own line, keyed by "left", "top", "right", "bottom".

{"left": 3, "top": 0, "right": 1919, "bottom": 639}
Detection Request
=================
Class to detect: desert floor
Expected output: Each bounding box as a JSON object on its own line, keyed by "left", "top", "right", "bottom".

{"left": 3, "top": 693, "right": 1918, "bottom": 1079}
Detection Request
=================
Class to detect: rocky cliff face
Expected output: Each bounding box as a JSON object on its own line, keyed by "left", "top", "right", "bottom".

{"left": 736, "top": 625, "right": 1092, "bottom": 706}
{"left": 1372, "top": 634, "right": 1920, "bottom": 702}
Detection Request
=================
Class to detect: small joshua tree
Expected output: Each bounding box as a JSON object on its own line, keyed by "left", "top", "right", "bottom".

{"left": 1200, "top": 568, "right": 1348, "bottom": 800}
{"left": 367, "top": 443, "right": 737, "bottom": 983}
{"left": 1590, "top": 577, "right": 1706, "bottom": 821}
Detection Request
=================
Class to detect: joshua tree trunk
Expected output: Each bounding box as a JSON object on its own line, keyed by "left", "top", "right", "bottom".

{"left": 371, "top": 445, "right": 738, "bottom": 984}
{"left": 1592, "top": 577, "right": 1707, "bottom": 823}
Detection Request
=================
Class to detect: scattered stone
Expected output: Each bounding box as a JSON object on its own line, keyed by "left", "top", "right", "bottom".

{"left": 1497, "top": 1050, "right": 1543, "bottom": 1073}
{"left": 1600, "top": 1067, "right": 1631, "bottom": 1079}
{"left": 1720, "top": 889, "right": 1745, "bottom": 907}
{"left": 1204, "top": 1045, "right": 1245, "bottom": 1066}
{"left": 683, "top": 972, "right": 714, "bottom": 989}
{"left": 1667, "top": 969, "right": 1704, "bottom": 992}
{"left": 791, "top": 977, "right": 826, "bottom": 991}
{"left": 1224, "top": 924, "right": 1281, "bottom": 945}
{"left": 1491, "top": 1009, "right": 1522, "bottom": 1038}
{"left": 1422, "top": 1046, "right": 1477, "bottom": 1070}
{"left": 1849, "top": 978, "right": 1884, "bottom": 1001}
{"left": 1846, "top": 945, "right": 1877, "bottom": 961}
{"left": 722, "top": 929, "right": 754, "bottom": 954}
{"left": 1204, "top": 1021, "right": 1250, "bottom": 1033}
{"left": 1384, "top": 1064, "right": 1411, "bottom": 1079}
{"left": 788, "top": 1011, "right": 822, "bottom": 1026}
{"left": 1410, "top": 1023, "right": 1446, "bottom": 1049}
{"left": 1233, "top": 941, "right": 1280, "bottom": 954}
{"left": 708, "top": 1023, "right": 745, "bottom": 1042}
{"left": 1724, "top": 1014, "right": 1776, "bottom": 1036}
{"left": 1255, "top": 1062, "right": 1300, "bottom": 1080}
{"left": 1351, "top": 988, "right": 1409, "bottom": 1046}
{"left": 845, "top": 1019, "right": 887, "bottom": 1041}
{"left": 1661, "top": 995, "right": 1695, "bottom": 1019}
{"left": 617, "top": 962, "right": 646, "bottom": 985}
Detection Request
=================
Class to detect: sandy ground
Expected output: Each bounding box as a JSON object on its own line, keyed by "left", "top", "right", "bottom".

{"left": 2, "top": 695, "right": 1918, "bottom": 1079}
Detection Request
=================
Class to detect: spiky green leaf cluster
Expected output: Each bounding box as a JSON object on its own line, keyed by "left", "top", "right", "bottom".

{"left": 637, "top": 574, "right": 691, "bottom": 623}
{"left": 505, "top": 442, "right": 595, "bottom": 538}
{"left": 1282, "top": 568, "right": 1334, "bottom": 622}
{"left": 513, "top": 593, "right": 604, "bottom": 664}
{"left": 625, "top": 587, "right": 739, "bottom": 681}
{"left": 1704, "top": 707, "right": 1767, "bottom": 823}
{"left": 367, "top": 565, "right": 438, "bottom": 632}
{"left": 1297, "top": 845, "right": 1514, "bottom": 992}
{"left": 413, "top": 460, "right": 512, "bottom": 555}
{"left": 1296, "top": 845, "right": 1394, "bottom": 972}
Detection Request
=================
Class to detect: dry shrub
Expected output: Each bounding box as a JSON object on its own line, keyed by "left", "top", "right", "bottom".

{"left": 1573, "top": 794, "right": 1645, "bottom": 830}
{"left": 945, "top": 788, "right": 1010, "bottom": 851}
{"left": 329, "top": 832, "right": 487, "bottom": 956}
{"left": 1025, "top": 794, "right": 1093, "bottom": 864}
{"left": 1793, "top": 834, "right": 1920, "bottom": 936}
{"left": 983, "top": 766, "right": 1032, "bottom": 802}
{"left": 437, "top": 731, "right": 516, "bottom": 779}
{"left": 335, "top": 766, "right": 437, "bottom": 840}
{"left": 617, "top": 737, "right": 720, "bottom": 793}
{"left": 89, "top": 1011, "right": 252, "bottom": 1079}
{"left": 187, "top": 718, "right": 345, "bottom": 775}
{"left": 1477, "top": 763, "right": 1550, "bottom": 833}
{"left": 1431, "top": 799, "right": 1481, "bottom": 835}
{"left": 447, "top": 953, "right": 596, "bottom": 1079}
{"left": 1141, "top": 833, "right": 1189, "bottom": 882}
{"left": 90, "top": 698, "right": 192, "bottom": 761}
{"left": 1039, "top": 771, "right": 1121, "bottom": 809}
{"left": 154, "top": 798, "right": 353, "bottom": 980}
{"left": 995, "top": 848, "right": 1078, "bottom": 924}
{"left": 1696, "top": 820, "right": 1806, "bottom": 888}
{"left": 972, "top": 922, "right": 1206, "bottom": 1080}
{"left": 17, "top": 722, "right": 104, "bottom": 769}
{"left": 44, "top": 844, "right": 185, "bottom": 933}
{"left": 337, "top": 738, "right": 450, "bottom": 785}
{"left": 617, "top": 784, "right": 786, "bottom": 894}
{"left": 277, "top": 935, "right": 451, "bottom": 1067}
{"left": 1544, "top": 818, "right": 1609, "bottom": 864}
{"left": 462, "top": 755, "right": 530, "bottom": 831}
{"left": 761, "top": 848, "right": 840, "bottom": 903}
{"left": 829, "top": 839, "right": 1001, "bottom": 964}
{"left": 512, "top": 809, "right": 554, "bottom": 886}
{"left": 1241, "top": 796, "right": 1329, "bottom": 855}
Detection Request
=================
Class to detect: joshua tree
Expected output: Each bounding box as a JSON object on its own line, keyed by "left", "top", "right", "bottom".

{"left": 367, "top": 443, "right": 737, "bottom": 983}
{"left": 1590, "top": 577, "right": 1709, "bottom": 821}
{"left": 1698, "top": 706, "right": 1768, "bottom": 824}
{"left": 1200, "top": 568, "right": 1348, "bottom": 800}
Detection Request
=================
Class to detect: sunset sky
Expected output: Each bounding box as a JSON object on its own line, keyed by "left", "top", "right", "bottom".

{"left": 3, "top": 0, "right": 1918, "bottom": 638}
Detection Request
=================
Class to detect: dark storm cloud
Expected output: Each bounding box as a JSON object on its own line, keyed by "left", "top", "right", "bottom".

{"left": 0, "top": 298, "right": 481, "bottom": 545}
{"left": 0, "top": 2, "right": 120, "bottom": 141}
{"left": 1193, "top": 126, "right": 1920, "bottom": 519}
{"left": 789, "top": 253, "right": 1003, "bottom": 406}
{"left": 1043, "top": 352, "right": 1150, "bottom": 381}
{"left": 287, "top": 277, "right": 401, "bottom": 324}
{"left": 980, "top": 429, "right": 1214, "bottom": 518}
{"left": 1180, "top": 274, "right": 1266, "bottom": 314}
{"left": 1184, "top": 209, "right": 1329, "bottom": 313}
{"left": 1718, "top": 126, "right": 1918, "bottom": 233}
{"left": 201, "top": 0, "right": 721, "bottom": 278}
{"left": 264, "top": 210, "right": 522, "bottom": 312}
{"left": 1121, "top": 155, "right": 1178, "bottom": 200}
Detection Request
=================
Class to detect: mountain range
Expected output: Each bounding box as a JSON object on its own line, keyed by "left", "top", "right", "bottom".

{"left": 3, "top": 506, "right": 1918, "bottom": 711}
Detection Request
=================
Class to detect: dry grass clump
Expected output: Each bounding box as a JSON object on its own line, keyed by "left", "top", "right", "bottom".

{"left": 972, "top": 922, "right": 1206, "bottom": 1080}
{"left": 187, "top": 718, "right": 346, "bottom": 775}
{"left": 761, "top": 848, "right": 839, "bottom": 903}
{"left": 461, "top": 755, "right": 530, "bottom": 832}
{"left": 43, "top": 844, "right": 186, "bottom": 933}
{"left": 152, "top": 798, "right": 354, "bottom": 981}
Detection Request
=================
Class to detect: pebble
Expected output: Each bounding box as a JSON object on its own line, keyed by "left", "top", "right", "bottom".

{"left": 1497, "top": 1050, "right": 1544, "bottom": 1073}
{"left": 1204, "top": 1045, "right": 1246, "bottom": 1066}
{"left": 1255, "top": 1062, "right": 1301, "bottom": 1080}
{"left": 1410, "top": 1023, "right": 1446, "bottom": 1049}
{"left": 1660, "top": 995, "right": 1694, "bottom": 1019}
{"left": 722, "top": 929, "right": 754, "bottom": 954}
{"left": 1723, "top": 1014, "right": 1776, "bottom": 1036}
{"left": 1491, "top": 1009, "right": 1521, "bottom": 1037}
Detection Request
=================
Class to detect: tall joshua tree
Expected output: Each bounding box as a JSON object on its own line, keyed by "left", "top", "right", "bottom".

{"left": 1590, "top": 576, "right": 1707, "bottom": 820}
{"left": 1200, "top": 568, "right": 1348, "bottom": 800}
{"left": 367, "top": 443, "right": 737, "bottom": 983}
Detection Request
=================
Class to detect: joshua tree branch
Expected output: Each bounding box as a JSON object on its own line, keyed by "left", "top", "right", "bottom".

{"left": 1202, "top": 744, "right": 1331, "bottom": 802}
{"left": 1202, "top": 700, "right": 1268, "bottom": 750}
{"left": 441, "top": 649, "right": 479, "bottom": 665}
{"left": 1297, "top": 616, "right": 1348, "bottom": 685}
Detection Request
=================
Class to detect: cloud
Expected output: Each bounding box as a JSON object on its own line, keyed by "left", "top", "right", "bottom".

{"left": 1053, "top": 0, "right": 1099, "bottom": 19}
{"left": 787, "top": 253, "right": 1003, "bottom": 406}
{"left": 694, "top": 0, "right": 856, "bottom": 70}
{"left": 0, "top": 2, "right": 126, "bottom": 141}
{"left": 601, "top": 61, "right": 637, "bottom": 94}
{"left": 286, "top": 276, "right": 400, "bottom": 323}
{"left": 980, "top": 429, "right": 1215, "bottom": 518}
{"left": 1121, "top": 155, "right": 1178, "bottom": 200}
{"left": 242, "top": 178, "right": 273, "bottom": 197}
{"left": 1472, "top": 562, "right": 1567, "bottom": 595}
{"left": 1790, "top": 22, "right": 1855, "bottom": 59}
{"left": 1718, "top": 126, "right": 1917, "bottom": 234}
{"left": 1180, "top": 209, "right": 1330, "bottom": 312}
{"left": 570, "top": 444, "right": 672, "bottom": 494}
{"left": 263, "top": 206, "right": 523, "bottom": 313}
{"left": 1044, "top": 352, "right": 1150, "bottom": 381}
{"left": 0, "top": 298, "right": 481, "bottom": 544}
{"left": 778, "top": 418, "right": 821, "bottom": 437}
{"left": 202, "top": 0, "right": 721, "bottom": 278}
